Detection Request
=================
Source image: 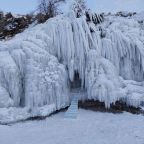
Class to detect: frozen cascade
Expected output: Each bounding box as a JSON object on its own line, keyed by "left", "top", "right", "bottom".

{"left": 44, "top": 13, "right": 144, "bottom": 108}
{"left": 0, "top": 12, "right": 144, "bottom": 122}
{"left": 0, "top": 22, "right": 70, "bottom": 122}
{"left": 45, "top": 14, "right": 94, "bottom": 87}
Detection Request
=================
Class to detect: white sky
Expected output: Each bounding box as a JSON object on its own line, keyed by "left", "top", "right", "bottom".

{"left": 87, "top": 0, "right": 144, "bottom": 13}
{"left": 0, "top": 0, "right": 143, "bottom": 14}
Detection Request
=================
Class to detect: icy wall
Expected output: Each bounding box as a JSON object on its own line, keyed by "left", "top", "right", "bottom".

{"left": 0, "top": 12, "right": 144, "bottom": 122}
{"left": 43, "top": 12, "right": 144, "bottom": 108}
{"left": 0, "top": 22, "right": 70, "bottom": 122}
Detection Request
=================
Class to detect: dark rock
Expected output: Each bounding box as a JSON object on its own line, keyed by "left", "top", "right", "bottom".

{"left": 79, "top": 100, "right": 144, "bottom": 114}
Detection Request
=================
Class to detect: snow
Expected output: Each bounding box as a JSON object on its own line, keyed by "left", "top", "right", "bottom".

{"left": 133, "top": 11, "right": 144, "bottom": 21}
{"left": 0, "top": 109, "right": 144, "bottom": 144}
{"left": 0, "top": 11, "right": 144, "bottom": 122}
{"left": 0, "top": 104, "right": 56, "bottom": 124}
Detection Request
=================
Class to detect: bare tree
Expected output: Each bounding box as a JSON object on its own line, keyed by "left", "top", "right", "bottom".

{"left": 38, "top": 0, "right": 65, "bottom": 20}
{"left": 71, "top": 0, "right": 87, "bottom": 17}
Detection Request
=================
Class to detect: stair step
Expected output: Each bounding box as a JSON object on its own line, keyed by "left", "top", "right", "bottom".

{"left": 68, "top": 110, "right": 78, "bottom": 112}
{"left": 64, "top": 96, "right": 78, "bottom": 119}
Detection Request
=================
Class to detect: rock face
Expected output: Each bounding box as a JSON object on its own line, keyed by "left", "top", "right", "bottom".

{"left": 0, "top": 12, "right": 33, "bottom": 40}
{"left": 0, "top": 11, "right": 144, "bottom": 122}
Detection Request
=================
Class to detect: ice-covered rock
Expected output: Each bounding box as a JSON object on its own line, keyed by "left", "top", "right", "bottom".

{"left": 0, "top": 12, "right": 144, "bottom": 122}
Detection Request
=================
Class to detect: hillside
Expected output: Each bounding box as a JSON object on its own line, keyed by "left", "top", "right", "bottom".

{"left": 0, "top": 11, "right": 144, "bottom": 123}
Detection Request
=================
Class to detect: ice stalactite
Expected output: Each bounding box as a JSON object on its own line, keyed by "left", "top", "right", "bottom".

{"left": 85, "top": 49, "right": 124, "bottom": 108}
{"left": 44, "top": 13, "right": 97, "bottom": 88}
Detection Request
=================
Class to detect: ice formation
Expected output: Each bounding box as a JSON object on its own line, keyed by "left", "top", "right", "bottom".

{"left": 0, "top": 11, "right": 144, "bottom": 122}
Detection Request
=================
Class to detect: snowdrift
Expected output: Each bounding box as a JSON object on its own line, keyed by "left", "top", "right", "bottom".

{"left": 0, "top": 11, "right": 144, "bottom": 123}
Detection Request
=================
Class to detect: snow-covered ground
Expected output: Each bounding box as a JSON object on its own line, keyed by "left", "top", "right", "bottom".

{"left": 0, "top": 109, "right": 144, "bottom": 144}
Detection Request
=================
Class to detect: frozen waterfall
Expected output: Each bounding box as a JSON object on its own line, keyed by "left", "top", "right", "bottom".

{"left": 0, "top": 12, "right": 144, "bottom": 122}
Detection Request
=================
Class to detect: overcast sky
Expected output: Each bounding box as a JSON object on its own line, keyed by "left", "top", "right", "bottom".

{"left": 0, "top": 0, "right": 143, "bottom": 14}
